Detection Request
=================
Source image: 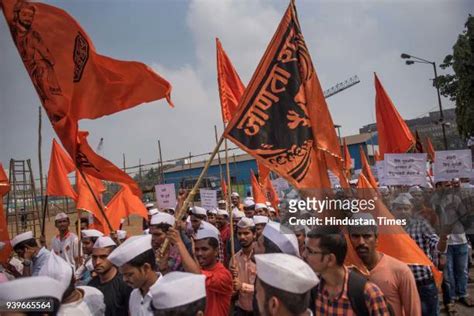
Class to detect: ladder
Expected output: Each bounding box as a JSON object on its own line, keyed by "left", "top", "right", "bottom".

{"left": 6, "top": 159, "right": 41, "bottom": 237}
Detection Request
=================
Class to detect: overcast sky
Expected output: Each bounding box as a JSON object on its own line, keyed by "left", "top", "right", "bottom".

{"left": 0, "top": 0, "right": 472, "bottom": 178}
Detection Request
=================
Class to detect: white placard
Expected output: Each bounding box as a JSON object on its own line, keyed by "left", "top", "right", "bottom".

{"left": 271, "top": 177, "right": 290, "bottom": 195}
{"left": 383, "top": 153, "right": 427, "bottom": 186}
{"left": 376, "top": 160, "right": 386, "bottom": 185}
{"left": 328, "top": 170, "right": 340, "bottom": 187}
{"left": 200, "top": 189, "right": 217, "bottom": 210}
{"left": 433, "top": 150, "right": 472, "bottom": 182}
{"left": 155, "top": 184, "right": 177, "bottom": 210}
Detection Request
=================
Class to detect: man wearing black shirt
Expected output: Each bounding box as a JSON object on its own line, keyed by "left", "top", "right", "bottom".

{"left": 88, "top": 237, "right": 132, "bottom": 316}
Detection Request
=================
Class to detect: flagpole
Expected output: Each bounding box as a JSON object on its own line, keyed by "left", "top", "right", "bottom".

{"left": 159, "top": 134, "right": 225, "bottom": 257}
{"left": 214, "top": 125, "right": 224, "bottom": 181}
{"left": 38, "top": 107, "right": 47, "bottom": 236}
{"left": 77, "top": 169, "right": 114, "bottom": 233}
{"left": 224, "top": 125, "right": 235, "bottom": 261}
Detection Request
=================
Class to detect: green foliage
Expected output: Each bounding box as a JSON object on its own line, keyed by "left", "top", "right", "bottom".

{"left": 435, "top": 15, "right": 474, "bottom": 139}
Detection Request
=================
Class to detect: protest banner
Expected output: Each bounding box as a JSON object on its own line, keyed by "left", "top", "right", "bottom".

{"left": 155, "top": 184, "right": 177, "bottom": 210}
{"left": 433, "top": 150, "right": 472, "bottom": 182}
{"left": 383, "top": 153, "right": 427, "bottom": 186}
{"left": 200, "top": 189, "right": 217, "bottom": 210}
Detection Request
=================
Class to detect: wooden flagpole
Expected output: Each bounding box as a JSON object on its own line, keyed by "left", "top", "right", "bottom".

{"left": 159, "top": 134, "right": 225, "bottom": 257}
{"left": 214, "top": 125, "right": 224, "bottom": 181}
{"left": 77, "top": 169, "right": 114, "bottom": 233}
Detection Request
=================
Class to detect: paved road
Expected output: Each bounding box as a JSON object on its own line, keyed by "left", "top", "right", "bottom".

{"left": 440, "top": 266, "right": 474, "bottom": 315}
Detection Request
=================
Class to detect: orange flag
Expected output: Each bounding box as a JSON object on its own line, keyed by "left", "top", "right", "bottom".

{"left": 359, "top": 145, "right": 378, "bottom": 189}
{"left": 343, "top": 138, "right": 352, "bottom": 172}
{"left": 221, "top": 176, "right": 228, "bottom": 199}
{"left": 75, "top": 171, "right": 109, "bottom": 234}
{"left": 425, "top": 137, "right": 435, "bottom": 162}
{"left": 46, "top": 139, "right": 77, "bottom": 200}
{"left": 262, "top": 176, "right": 279, "bottom": 210}
{"left": 76, "top": 131, "right": 141, "bottom": 197}
{"left": 216, "top": 38, "right": 246, "bottom": 123}
{"left": 375, "top": 73, "right": 415, "bottom": 158}
{"left": 2, "top": 0, "right": 172, "bottom": 189}
{"left": 250, "top": 170, "right": 266, "bottom": 204}
{"left": 0, "top": 163, "right": 12, "bottom": 263}
{"left": 105, "top": 185, "right": 148, "bottom": 230}
{"left": 224, "top": 2, "right": 333, "bottom": 189}
{"left": 374, "top": 149, "right": 382, "bottom": 162}
{"left": 257, "top": 162, "right": 271, "bottom": 187}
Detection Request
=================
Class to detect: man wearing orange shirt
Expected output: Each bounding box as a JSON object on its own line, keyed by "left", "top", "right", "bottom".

{"left": 348, "top": 213, "right": 421, "bottom": 316}
{"left": 168, "top": 226, "right": 233, "bottom": 316}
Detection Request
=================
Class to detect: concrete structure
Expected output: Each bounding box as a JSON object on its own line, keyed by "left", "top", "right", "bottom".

{"left": 360, "top": 108, "right": 466, "bottom": 150}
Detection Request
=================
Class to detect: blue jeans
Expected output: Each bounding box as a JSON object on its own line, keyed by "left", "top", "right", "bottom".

{"left": 444, "top": 243, "right": 469, "bottom": 302}
{"left": 418, "top": 281, "right": 439, "bottom": 316}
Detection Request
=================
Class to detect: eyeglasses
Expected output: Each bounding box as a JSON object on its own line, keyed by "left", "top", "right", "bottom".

{"left": 305, "top": 246, "right": 327, "bottom": 256}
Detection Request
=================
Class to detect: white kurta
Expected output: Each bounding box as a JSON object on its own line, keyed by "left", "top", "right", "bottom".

{"left": 50, "top": 232, "right": 79, "bottom": 270}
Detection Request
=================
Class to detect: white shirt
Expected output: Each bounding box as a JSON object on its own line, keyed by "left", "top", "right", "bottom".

{"left": 129, "top": 274, "right": 162, "bottom": 316}
{"left": 58, "top": 300, "right": 92, "bottom": 316}
{"left": 50, "top": 232, "right": 79, "bottom": 270}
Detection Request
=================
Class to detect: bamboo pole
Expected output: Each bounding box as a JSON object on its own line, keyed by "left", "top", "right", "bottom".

{"left": 214, "top": 125, "right": 223, "bottom": 181}
{"left": 38, "top": 107, "right": 46, "bottom": 230}
{"left": 224, "top": 134, "right": 235, "bottom": 261}
{"left": 158, "top": 140, "right": 165, "bottom": 184}
{"left": 77, "top": 169, "right": 114, "bottom": 233}
{"left": 159, "top": 135, "right": 225, "bottom": 257}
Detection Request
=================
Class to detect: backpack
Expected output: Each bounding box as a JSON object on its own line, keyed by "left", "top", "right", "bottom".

{"left": 309, "top": 270, "right": 394, "bottom": 316}
{"left": 347, "top": 270, "right": 395, "bottom": 316}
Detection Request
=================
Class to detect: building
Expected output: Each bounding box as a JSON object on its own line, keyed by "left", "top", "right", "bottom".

{"left": 359, "top": 108, "right": 466, "bottom": 150}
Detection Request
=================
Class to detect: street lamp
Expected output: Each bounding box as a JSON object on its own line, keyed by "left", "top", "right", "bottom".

{"left": 401, "top": 53, "right": 448, "bottom": 149}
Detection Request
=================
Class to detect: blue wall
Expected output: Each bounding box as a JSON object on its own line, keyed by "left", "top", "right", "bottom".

{"left": 163, "top": 159, "right": 258, "bottom": 187}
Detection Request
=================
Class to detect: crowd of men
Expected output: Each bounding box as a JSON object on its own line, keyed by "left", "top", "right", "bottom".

{"left": 0, "top": 178, "right": 473, "bottom": 316}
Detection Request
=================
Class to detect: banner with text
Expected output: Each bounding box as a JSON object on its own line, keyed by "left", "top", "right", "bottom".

{"left": 200, "top": 189, "right": 217, "bottom": 210}
{"left": 383, "top": 153, "right": 427, "bottom": 186}
{"left": 155, "top": 184, "right": 177, "bottom": 210}
{"left": 433, "top": 150, "right": 472, "bottom": 182}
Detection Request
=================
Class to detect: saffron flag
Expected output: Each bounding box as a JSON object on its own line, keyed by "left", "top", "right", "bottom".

{"left": 250, "top": 170, "right": 266, "bottom": 204}
{"left": 262, "top": 176, "right": 279, "bottom": 211}
{"left": 343, "top": 138, "right": 352, "bottom": 171}
{"left": 75, "top": 171, "right": 109, "bottom": 234}
{"left": 0, "top": 163, "right": 12, "bottom": 263}
{"left": 105, "top": 185, "right": 148, "bottom": 230}
{"left": 2, "top": 0, "right": 171, "bottom": 194}
{"left": 425, "top": 137, "right": 435, "bottom": 162}
{"left": 359, "top": 146, "right": 378, "bottom": 189}
{"left": 224, "top": 2, "right": 333, "bottom": 189}
{"left": 46, "top": 139, "right": 77, "bottom": 200}
{"left": 375, "top": 73, "right": 415, "bottom": 158}
{"left": 216, "top": 38, "right": 245, "bottom": 123}
{"left": 257, "top": 162, "right": 271, "bottom": 187}
{"left": 221, "top": 176, "right": 227, "bottom": 199}
{"left": 76, "top": 131, "right": 141, "bottom": 197}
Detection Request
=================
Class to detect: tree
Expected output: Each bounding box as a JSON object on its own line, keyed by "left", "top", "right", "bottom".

{"left": 435, "top": 15, "right": 474, "bottom": 139}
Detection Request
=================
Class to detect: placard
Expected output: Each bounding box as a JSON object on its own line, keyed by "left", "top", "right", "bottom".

{"left": 154, "top": 184, "right": 177, "bottom": 210}
{"left": 200, "top": 189, "right": 217, "bottom": 210}
{"left": 433, "top": 150, "right": 472, "bottom": 182}
{"left": 383, "top": 153, "right": 427, "bottom": 186}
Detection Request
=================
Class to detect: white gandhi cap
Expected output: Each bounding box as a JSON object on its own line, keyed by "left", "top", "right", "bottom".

{"left": 255, "top": 253, "right": 319, "bottom": 294}
{"left": 263, "top": 221, "right": 299, "bottom": 257}
{"left": 0, "top": 276, "right": 65, "bottom": 302}
{"left": 38, "top": 251, "right": 73, "bottom": 292}
{"left": 81, "top": 229, "right": 104, "bottom": 239}
{"left": 55, "top": 212, "right": 69, "bottom": 221}
{"left": 108, "top": 235, "right": 152, "bottom": 267}
{"left": 11, "top": 231, "right": 34, "bottom": 248}
{"left": 151, "top": 272, "right": 206, "bottom": 310}
{"left": 191, "top": 206, "right": 207, "bottom": 216}
{"left": 93, "top": 236, "right": 117, "bottom": 249}
{"left": 150, "top": 212, "right": 175, "bottom": 226}
{"left": 253, "top": 215, "right": 269, "bottom": 225}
